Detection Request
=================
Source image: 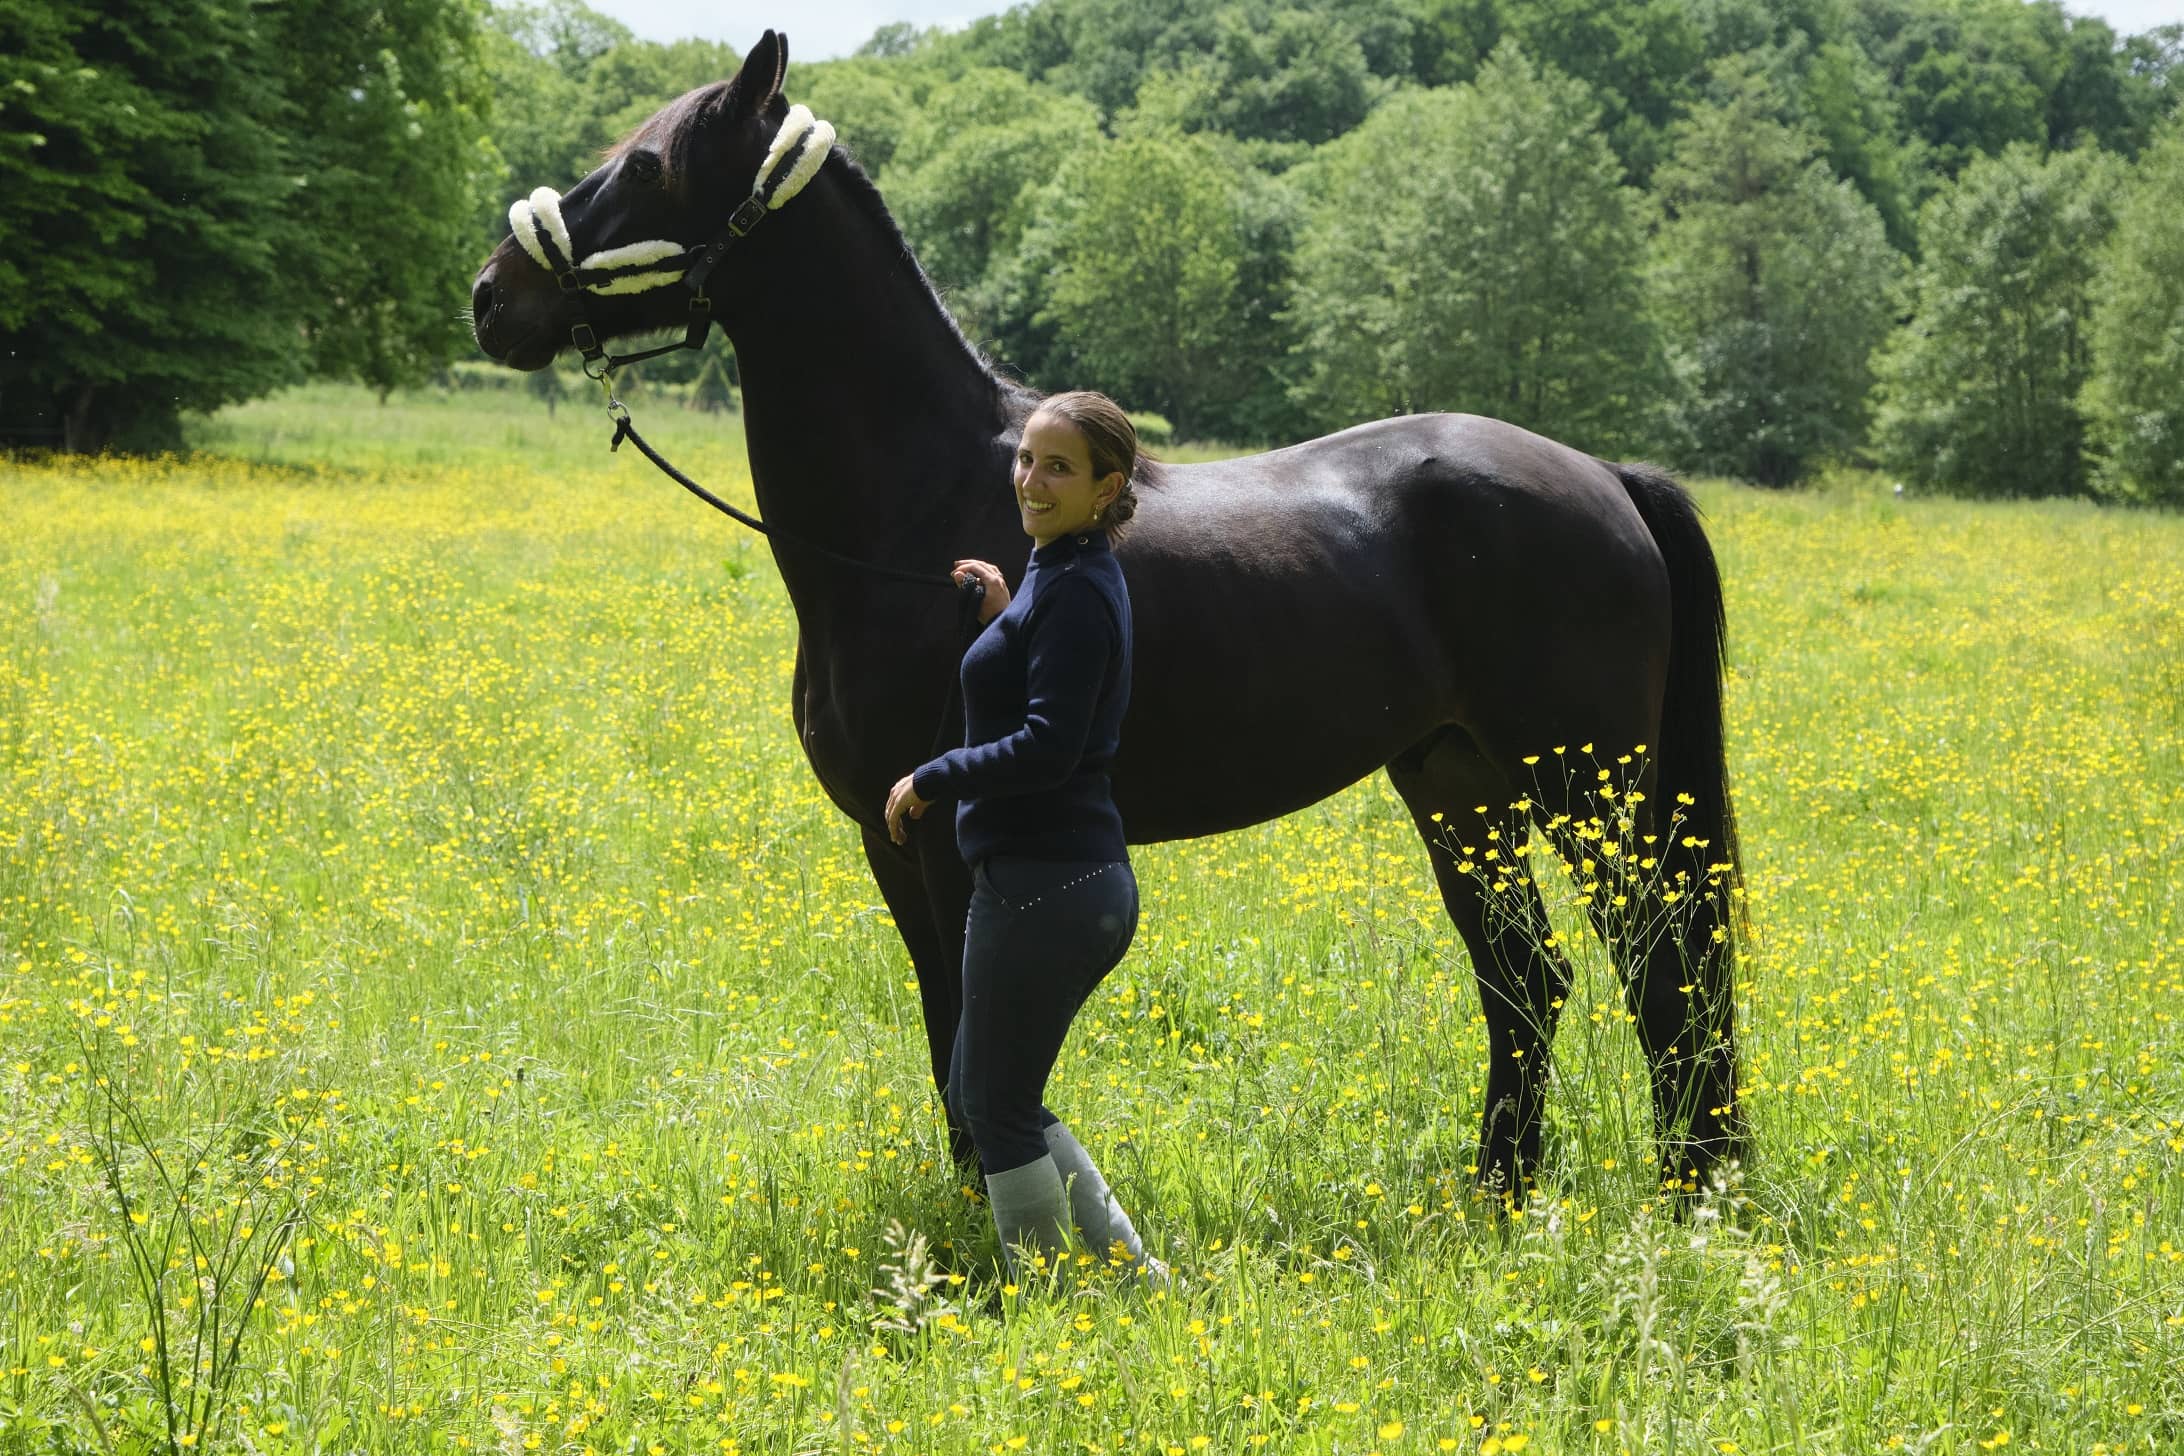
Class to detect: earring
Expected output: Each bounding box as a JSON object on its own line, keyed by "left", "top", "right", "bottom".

{"left": 1093, "top": 504, "right": 1103, "bottom": 522}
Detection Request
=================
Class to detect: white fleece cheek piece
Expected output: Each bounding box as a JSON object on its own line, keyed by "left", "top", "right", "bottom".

{"left": 758, "top": 105, "right": 835, "bottom": 211}
{"left": 769, "top": 115, "right": 836, "bottom": 211}
{"left": 760, "top": 105, "right": 819, "bottom": 185}
{"left": 508, "top": 186, "right": 573, "bottom": 271}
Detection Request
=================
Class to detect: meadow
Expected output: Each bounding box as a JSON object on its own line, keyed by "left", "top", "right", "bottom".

{"left": 2, "top": 382, "right": 2179, "bottom": 1455}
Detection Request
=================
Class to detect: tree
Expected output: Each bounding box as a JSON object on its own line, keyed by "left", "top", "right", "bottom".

{"left": 2081, "top": 118, "right": 2184, "bottom": 505}
{"left": 278, "top": 0, "right": 497, "bottom": 396}
{"left": 0, "top": 0, "right": 489, "bottom": 449}
{"left": 951, "top": 0, "right": 1414, "bottom": 125}
{"left": 1871, "top": 143, "right": 2122, "bottom": 498}
{"left": 690, "top": 350, "right": 738, "bottom": 414}
{"left": 1286, "top": 44, "right": 1663, "bottom": 457}
{"left": 481, "top": 4, "right": 740, "bottom": 205}
{"left": 1859, "top": 0, "right": 2054, "bottom": 179}
{"left": 1799, "top": 38, "right": 1919, "bottom": 249}
{"left": 1015, "top": 131, "right": 1295, "bottom": 440}
{"left": 888, "top": 69, "right": 1102, "bottom": 300}
{"left": 1496, "top": 0, "right": 1707, "bottom": 181}
{"left": 1193, "top": 7, "right": 1380, "bottom": 146}
{"left": 793, "top": 59, "right": 918, "bottom": 178}
{"left": 1648, "top": 60, "right": 1899, "bottom": 486}
{"left": 489, "top": 0, "right": 631, "bottom": 81}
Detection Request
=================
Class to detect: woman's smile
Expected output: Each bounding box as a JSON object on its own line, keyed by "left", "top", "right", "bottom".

{"left": 1012, "top": 412, "right": 1123, "bottom": 544}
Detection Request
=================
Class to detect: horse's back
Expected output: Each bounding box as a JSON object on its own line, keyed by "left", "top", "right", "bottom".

{"left": 1146, "top": 413, "right": 1648, "bottom": 548}
{"left": 1129, "top": 411, "right": 1666, "bottom": 634}
{"left": 1110, "top": 411, "right": 1676, "bottom": 840}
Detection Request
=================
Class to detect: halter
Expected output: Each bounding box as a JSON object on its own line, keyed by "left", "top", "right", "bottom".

{"left": 507, "top": 104, "right": 837, "bottom": 377}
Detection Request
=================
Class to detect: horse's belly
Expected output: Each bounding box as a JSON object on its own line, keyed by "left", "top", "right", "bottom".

{"left": 1111, "top": 627, "right": 1446, "bottom": 840}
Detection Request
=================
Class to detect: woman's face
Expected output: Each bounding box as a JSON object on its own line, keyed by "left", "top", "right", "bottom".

{"left": 1013, "top": 412, "right": 1123, "bottom": 545}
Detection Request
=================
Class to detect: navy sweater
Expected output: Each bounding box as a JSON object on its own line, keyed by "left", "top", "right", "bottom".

{"left": 912, "top": 530, "right": 1133, "bottom": 866}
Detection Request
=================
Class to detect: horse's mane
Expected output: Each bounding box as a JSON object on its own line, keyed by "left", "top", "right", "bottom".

{"left": 613, "top": 84, "right": 1030, "bottom": 414}
{"left": 826, "top": 147, "right": 1020, "bottom": 403}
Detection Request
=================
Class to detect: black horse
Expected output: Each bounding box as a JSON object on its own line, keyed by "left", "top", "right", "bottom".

{"left": 472, "top": 32, "right": 1746, "bottom": 1198}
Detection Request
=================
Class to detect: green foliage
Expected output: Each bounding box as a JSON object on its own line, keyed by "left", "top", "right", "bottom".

{"left": 1856, "top": 0, "right": 2047, "bottom": 179}
{"left": 889, "top": 69, "right": 1103, "bottom": 302}
{"left": 1493, "top": 0, "right": 1707, "bottom": 181}
{"left": 1648, "top": 59, "right": 1900, "bottom": 486}
{"left": 481, "top": 3, "right": 739, "bottom": 196}
{"left": 1844, "top": 0, "right": 2172, "bottom": 181}
{"left": 0, "top": 0, "right": 301, "bottom": 449}
{"left": 1182, "top": 7, "right": 1382, "bottom": 146}
{"left": 954, "top": 0, "right": 1409, "bottom": 138}
{"left": 1125, "top": 410, "right": 1175, "bottom": 445}
{"left": 1872, "top": 143, "right": 2122, "bottom": 499}
{"left": 792, "top": 59, "right": 918, "bottom": 178}
{"left": 0, "top": 0, "right": 489, "bottom": 449}
{"left": 279, "top": 0, "right": 498, "bottom": 395}
{"left": 1289, "top": 46, "right": 1661, "bottom": 456}
{"left": 1798, "top": 38, "right": 1919, "bottom": 249}
{"left": 1017, "top": 131, "right": 1297, "bottom": 440}
{"left": 690, "top": 350, "right": 738, "bottom": 415}
{"left": 2081, "top": 118, "right": 2184, "bottom": 506}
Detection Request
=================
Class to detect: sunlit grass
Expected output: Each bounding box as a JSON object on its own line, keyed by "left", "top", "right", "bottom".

{"left": 1, "top": 386, "right": 2179, "bottom": 1453}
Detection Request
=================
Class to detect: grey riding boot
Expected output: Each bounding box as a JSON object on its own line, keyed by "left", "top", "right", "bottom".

{"left": 1044, "top": 1120, "right": 1168, "bottom": 1284}
{"left": 983, "top": 1155, "right": 1072, "bottom": 1278}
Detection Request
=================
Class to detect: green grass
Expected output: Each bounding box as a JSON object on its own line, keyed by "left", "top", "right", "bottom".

{"left": 1, "top": 384, "right": 2179, "bottom": 1455}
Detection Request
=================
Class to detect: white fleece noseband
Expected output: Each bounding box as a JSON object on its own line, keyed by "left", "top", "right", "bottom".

{"left": 508, "top": 104, "right": 837, "bottom": 296}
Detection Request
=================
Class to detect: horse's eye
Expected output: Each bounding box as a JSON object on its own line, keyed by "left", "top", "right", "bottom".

{"left": 625, "top": 150, "right": 663, "bottom": 184}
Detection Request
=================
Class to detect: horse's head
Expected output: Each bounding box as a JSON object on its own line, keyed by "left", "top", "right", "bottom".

{"left": 471, "top": 29, "right": 827, "bottom": 371}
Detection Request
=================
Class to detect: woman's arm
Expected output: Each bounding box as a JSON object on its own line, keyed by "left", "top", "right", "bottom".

{"left": 910, "top": 576, "right": 1118, "bottom": 804}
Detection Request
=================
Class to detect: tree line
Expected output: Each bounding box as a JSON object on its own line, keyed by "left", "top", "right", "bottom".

{"left": 4, "top": 0, "right": 2181, "bottom": 503}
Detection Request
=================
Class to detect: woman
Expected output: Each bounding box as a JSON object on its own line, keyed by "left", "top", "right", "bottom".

{"left": 883, "top": 390, "right": 1161, "bottom": 1283}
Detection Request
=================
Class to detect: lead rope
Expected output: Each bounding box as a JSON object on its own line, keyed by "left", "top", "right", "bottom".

{"left": 603, "top": 393, "right": 975, "bottom": 593}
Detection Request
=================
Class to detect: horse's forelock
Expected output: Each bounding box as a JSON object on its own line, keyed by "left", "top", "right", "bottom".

{"left": 606, "top": 81, "right": 735, "bottom": 189}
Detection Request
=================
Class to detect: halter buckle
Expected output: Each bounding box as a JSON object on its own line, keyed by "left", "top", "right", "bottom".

{"left": 570, "top": 321, "right": 602, "bottom": 359}
{"left": 725, "top": 194, "right": 768, "bottom": 237}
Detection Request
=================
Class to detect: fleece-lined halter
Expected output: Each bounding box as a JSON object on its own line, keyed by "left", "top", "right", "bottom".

{"left": 507, "top": 103, "right": 837, "bottom": 373}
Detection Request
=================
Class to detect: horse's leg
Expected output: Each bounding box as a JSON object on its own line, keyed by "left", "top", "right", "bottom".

{"left": 1619, "top": 877, "right": 1742, "bottom": 1197}
{"left": 1565, "top": 802, "right": 1743, "bottom": 1197}
{"left": 1387, "top": 730, "right": 1577, "bottom": 1201}
{"left": 857, "top": 825, "right": 977, "bottom": 1168}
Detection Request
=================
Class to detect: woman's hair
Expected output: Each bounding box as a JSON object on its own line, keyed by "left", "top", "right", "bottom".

{"left": 1031, "top": 390, "right": 1162, "bottom": 540}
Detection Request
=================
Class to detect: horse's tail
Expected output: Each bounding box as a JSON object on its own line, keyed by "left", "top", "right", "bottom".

{"left": 1613, "top": 462, "right": 1741, "bottom": 924}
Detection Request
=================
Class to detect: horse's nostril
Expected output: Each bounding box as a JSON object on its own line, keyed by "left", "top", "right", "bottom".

{"left": 471, "top": 275, "right": 497, "bottom": 324}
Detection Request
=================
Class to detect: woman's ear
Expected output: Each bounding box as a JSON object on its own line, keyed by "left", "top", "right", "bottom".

{"left": 1096, "top": 471, "right": 1126, "bottom": 512}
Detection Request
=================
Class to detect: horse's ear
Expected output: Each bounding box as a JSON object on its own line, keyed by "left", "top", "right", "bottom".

{"left": 726, "top": 30, "right": 787, "bottom": 122}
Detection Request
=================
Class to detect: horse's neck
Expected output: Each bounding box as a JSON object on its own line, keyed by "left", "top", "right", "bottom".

{"left": 727, "top": 185, "right": 1021, "bottom": 639}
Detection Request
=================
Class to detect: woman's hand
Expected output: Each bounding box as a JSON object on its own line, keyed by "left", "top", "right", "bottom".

{"left": 952, "top": 559, "right": 1009, "bottom": 623}
{"left": 884, "top": 774, "right": 931, "bottom": 845}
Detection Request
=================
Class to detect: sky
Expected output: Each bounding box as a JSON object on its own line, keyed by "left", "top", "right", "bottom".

{"left": 587, "top": 0, "right": 2182, "bottom": 66}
